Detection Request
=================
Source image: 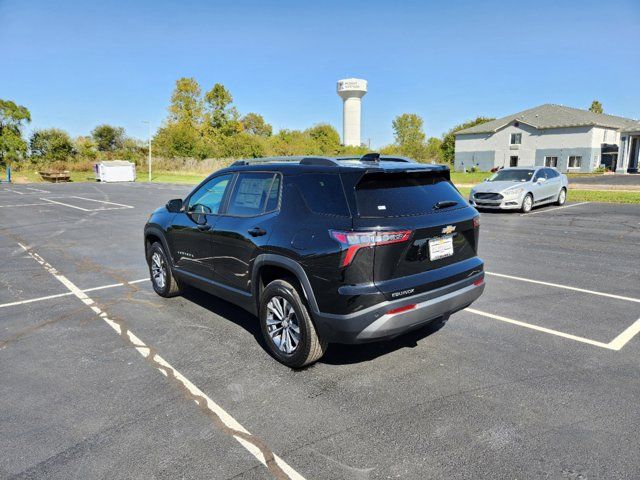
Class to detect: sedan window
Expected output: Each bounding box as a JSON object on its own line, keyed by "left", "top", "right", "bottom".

{"left": 487, "top": 169, "right": 534, "bottom": 182}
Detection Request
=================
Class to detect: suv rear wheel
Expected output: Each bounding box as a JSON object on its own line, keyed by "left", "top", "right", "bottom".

{"left": 148, "top": 242, "right": 182, "bottom": 297}
{"left": 259, "top": 279, "right": 327, "bottom": 368}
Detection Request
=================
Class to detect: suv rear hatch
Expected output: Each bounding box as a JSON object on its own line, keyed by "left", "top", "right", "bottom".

{"left": 346, "top": 170, "right": 481, "bottom": 300}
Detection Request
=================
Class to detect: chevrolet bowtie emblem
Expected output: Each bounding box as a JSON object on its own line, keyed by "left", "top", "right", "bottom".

{"left": 442, "top": 225, "right": 456, "bottom": 235}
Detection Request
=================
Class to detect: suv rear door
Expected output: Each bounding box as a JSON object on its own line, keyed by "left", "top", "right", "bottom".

{"left": 210, "top": 171, "right": 281, "bottom": 293}
{"left": 348, "top": 170, "right": 481, "bottom": 299}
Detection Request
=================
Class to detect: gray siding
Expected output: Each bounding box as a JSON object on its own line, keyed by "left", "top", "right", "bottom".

{"left": 535, "top": 148, "right": 600, "bottom": 173}
{"left": 454, "top": 151, "right": 495, "bottom": 172}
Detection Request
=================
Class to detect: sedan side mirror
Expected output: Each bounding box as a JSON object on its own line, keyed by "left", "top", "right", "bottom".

{"left": 537, "top": 177, "right": 546, "bottom": 184}
{"left": 166, "top": 198, "right": 183, "bottom": 213}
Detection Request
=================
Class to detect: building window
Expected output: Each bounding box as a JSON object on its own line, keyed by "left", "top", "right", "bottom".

{"left": 510, "top": 133, "right": 522, "bottom": 145}
{"left": 544, "top": 156, "right": 558, "bottom": 167}
{"left": 510, "top": 156, "right": 518, "bottom": 167}
{"left": 568, "top": 156, "right": 582, "bottom": 169}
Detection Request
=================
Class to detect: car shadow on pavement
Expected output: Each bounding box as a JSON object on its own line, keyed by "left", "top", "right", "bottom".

{"left": 180, "top": 285, "right": 268, "bottom": 349}
{"left": 320, "top": 319, "right": 447, "bottom": 366}
{"left": 180, "top": 285, "right": 447, "bottom": 367}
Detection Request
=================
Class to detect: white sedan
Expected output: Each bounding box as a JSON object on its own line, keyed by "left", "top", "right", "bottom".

{"left": 469, "top": 167, "right": 569, "bottom": 213}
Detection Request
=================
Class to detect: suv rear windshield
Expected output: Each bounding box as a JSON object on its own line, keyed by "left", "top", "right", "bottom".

{"left": 355, "top": 171, "right": 464, "bottom": 218}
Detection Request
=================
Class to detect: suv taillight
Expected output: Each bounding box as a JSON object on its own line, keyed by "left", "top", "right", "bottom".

{"left": 473, "top": 216, "right": 480, "bottom": 228}
{"left": 330, "top": 230, "right": 412, "bottom": 267}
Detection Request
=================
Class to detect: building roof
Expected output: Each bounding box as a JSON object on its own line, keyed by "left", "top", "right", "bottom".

{"left": 455, "top": 104, "right": 640, "bottom": 135}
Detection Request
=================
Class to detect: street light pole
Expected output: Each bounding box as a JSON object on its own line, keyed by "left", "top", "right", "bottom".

{"left": 142, "top": 121, "right": 151, "bottom": 182}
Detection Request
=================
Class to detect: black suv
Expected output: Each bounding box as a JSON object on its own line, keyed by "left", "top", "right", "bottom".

{"left": 144, "top": 154, "right": 484, "bottom": 367}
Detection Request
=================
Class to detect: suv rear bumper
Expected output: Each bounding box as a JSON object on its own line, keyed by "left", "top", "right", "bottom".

{"left": 313, "top": 272, "right": 484, "bottom": 344}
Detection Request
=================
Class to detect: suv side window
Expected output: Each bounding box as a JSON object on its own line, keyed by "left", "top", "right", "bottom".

{"left": 293, "top": 173, "right": 350, "bottom": 216}
{"left": 226, "top": 172, "right": 279, "bottom": 216}
{"left": 187, "top": 174, "right": 233, "bottom": 214}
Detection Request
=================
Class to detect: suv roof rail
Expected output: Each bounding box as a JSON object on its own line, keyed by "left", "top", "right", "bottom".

{"left": 231, "top": 156, "right": 340, "bottom": 167}
{"left": 336, "top": 154, "right": 416, "bottom": 164}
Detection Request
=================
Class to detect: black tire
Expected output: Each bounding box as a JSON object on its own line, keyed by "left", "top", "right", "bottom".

{"left": 521, "top": 193, "right": 533, "bottom": 213}
{"left": 147, "top": 242, "right": 182, "bottom": 297}
{"left": 259, "top": 279, "right": 327, "bottom": 368}
{"left": 556, "top": 187, "right": 567, "bottom": 206}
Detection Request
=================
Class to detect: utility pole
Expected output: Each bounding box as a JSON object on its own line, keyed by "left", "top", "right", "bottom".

{"left": 142, "top": 121, "right": 151, "bottom": 182}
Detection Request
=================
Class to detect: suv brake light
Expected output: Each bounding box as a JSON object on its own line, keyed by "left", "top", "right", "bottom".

{"left": 330, "top": 230, "right": 412, "bottom": 267}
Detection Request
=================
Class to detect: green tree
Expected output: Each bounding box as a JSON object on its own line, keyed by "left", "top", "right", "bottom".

{"left": 392, "top": 113, "right": 426, "bottom": 146}
{"left": 29, "top": 128, "right": 74, "bottom": 162}
{"left": 391, "top": 113, "right": 429, "bottom": 161}
{"left": 204, "top": 83, "right": 240, "bottom": 135}
{"left": 425, "top": 137, "right": 443, "bottom": 162}
{"left": 169, "top": 77, "right": 204, "bottom": 127}
{"left": 589, "top": 100, "right": 603, "bottom": 114}
{"left": 0, "top": 99, "right": 31, "bottom": 166}
{"left": 441, "top": 117, "right": 494, "bottom": 164}
{"left": 153, "top": 122, "right": 208, "bottom": 159}
{"left": 305, "top": 124, "right": 341, "bottom": 155}
{"left": 91, "top": 124, "right": 125, "bottom": 152}
{"left": 268, "top": 129, "right": 318, "bottom": 156}
{"left": 220, "top": 132, "right": 266, "bottom": 158}
{"left": 74, "top": 136, "right": 98, "bottom": 161}
{"left": 241, "top": 113, "right": 272, "bottom": 137}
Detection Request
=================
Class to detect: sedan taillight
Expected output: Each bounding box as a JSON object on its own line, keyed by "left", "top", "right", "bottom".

{"left": 330, "top": 230, "right": 412, "bottom": 267}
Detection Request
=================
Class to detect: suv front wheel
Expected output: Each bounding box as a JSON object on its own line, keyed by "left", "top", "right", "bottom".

{"left": 259, "top": 279, "right": 327, "bottom": 368}
{"left": 147, "top": 242, "right": 182, "bottom": 297}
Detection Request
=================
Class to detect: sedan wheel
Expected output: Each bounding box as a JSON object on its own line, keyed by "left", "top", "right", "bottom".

{"left": 521, "top": 194, "right": 533, "bottom": 213}
{"left": 557, "top": 188, "right": 567, "bottom": 206}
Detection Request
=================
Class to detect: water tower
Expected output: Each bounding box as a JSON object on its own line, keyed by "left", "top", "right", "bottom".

{"left": 337, "top": 78, "right": 367, "bottom": 146}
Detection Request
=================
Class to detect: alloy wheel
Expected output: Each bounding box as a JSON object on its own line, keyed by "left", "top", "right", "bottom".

{"left": 559, "top": 189, "right": 566, "bottom": 204}
{"left": 266, "top": 296, "right": 301, "bottom": 354}
{"left": 151, "top": 252, "right": 166, "bottom": 289}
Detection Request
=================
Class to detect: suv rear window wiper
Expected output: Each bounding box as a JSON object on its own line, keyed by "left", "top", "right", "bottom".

{"left": 433, "top": 200, "right": 458, "bottom": 210}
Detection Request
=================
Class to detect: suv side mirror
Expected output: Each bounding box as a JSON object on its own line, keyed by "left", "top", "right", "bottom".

{"left": 166, "top": 198, "right": 183, "bottom": 213}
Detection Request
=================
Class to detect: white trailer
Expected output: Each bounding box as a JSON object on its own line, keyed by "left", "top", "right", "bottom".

{"left": 94, "top": 161, "right": 136, "bottom": 182}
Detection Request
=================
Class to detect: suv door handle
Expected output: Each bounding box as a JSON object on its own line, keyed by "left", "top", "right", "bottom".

{"left": 248, "top": 227, "right": 266, "bottom": 237}
{"left": 197, "top": 224, "right": 212, "bottom": 231}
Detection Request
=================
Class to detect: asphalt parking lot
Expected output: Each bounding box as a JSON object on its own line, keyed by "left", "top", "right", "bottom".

{"left": 1, "top": 182, "right": 639, "bottom": 479}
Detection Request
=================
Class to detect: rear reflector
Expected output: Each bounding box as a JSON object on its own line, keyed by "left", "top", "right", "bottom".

{"left": 472, "top": 216, "right": 480, "bottom": 228}
{"left": 473, "top": 277, "right": 484, "bottom": 286}
{"left": 387, "top": 304, "right": 416, "bottom": 315}
{"left": 330, "top": 229, "right": 412, "bottom": 267}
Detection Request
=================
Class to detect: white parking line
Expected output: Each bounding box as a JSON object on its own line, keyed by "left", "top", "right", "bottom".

{"left": 16, "top": 242, "right": 304, "bottom": 480}
{"left": 71, "top": 196, "right": 134, "bottom": 209}
{"left": 5, "top": 188, "right": 24, "bottom": 195}
{"left": 465, "top": 308, "right": 640, "bottom": 350}
{"left": 40, "top": 197, "right": 92, "bottom": 211}
{"left": 486, "top": 271, "right": 640, "bottom": 304}
{"left": 26, "top": 187, "right": 49, "bottom": 193}
{"left": 0, "top": 203, "right": 51, "bottom": 208}
{"left": 39, "top": 196, "right": 133, "bottom": 212}
{"left": 521, "top": 201, "right": 590, "bottom": 216}
{"left": 0, "top": 279, "right": 148, "bottom": 309}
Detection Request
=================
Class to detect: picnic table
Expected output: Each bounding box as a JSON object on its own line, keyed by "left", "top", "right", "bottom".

{"left": 39, "top": 170, "right": 71, "bottom": 183}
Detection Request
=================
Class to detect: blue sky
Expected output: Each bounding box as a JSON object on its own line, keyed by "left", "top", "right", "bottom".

{"left": 1, "top": 0, "right": 639, "bottom": 147}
